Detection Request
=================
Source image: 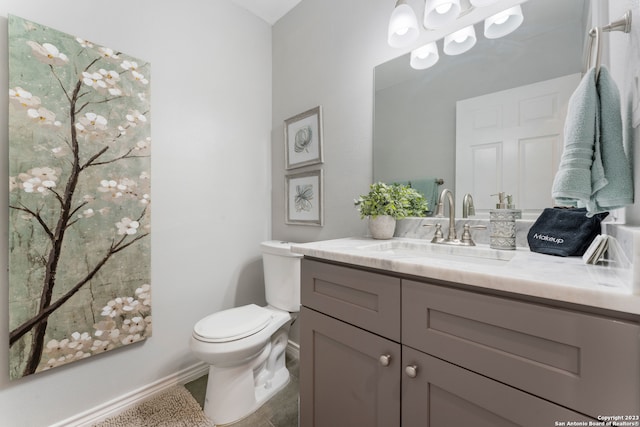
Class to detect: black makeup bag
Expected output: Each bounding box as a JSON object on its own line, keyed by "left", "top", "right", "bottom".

{"left": 527, "top": 208, "right": 608, "bottom": 257}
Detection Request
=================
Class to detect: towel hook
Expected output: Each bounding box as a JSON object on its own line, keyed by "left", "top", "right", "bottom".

{"left": 584, "top": 10, "right": 633, "bottom": 80}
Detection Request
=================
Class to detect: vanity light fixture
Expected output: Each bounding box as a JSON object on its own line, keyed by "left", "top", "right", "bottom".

{"left": 388, "top": 0, "right": 420, "bottom": 48}
{"left": 443, "top": 25, "right": 477, "bottom": 55}
{"left": 469, "top": 0, "right": 500, "bottom": 6}
{"left": 484, "top": 5, "right": 524, "bottom": 39}
{"left": 424, "top": 0, "right": 462, "bottom": 29}
{"left": 387, "top": 0, "right": 526, "bottom": 68}
{"left": 410, "top": 42, "right": 440, "bottom": 69}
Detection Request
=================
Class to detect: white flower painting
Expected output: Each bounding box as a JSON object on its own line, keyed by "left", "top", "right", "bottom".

{"left": 8, "top": 15, "right": 151, "bottom": 379}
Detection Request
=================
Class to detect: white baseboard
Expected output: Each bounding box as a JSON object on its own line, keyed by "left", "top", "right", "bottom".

{"left": 52, "top": 341, "right": 300, "bottom": 427}
{"left": 50, "top": 361, "right": 209, "bottom": 427}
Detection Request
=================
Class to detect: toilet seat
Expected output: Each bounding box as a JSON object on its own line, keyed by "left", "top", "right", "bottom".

{"left": 193, "top": 304, "right": 273, "bottom": 343}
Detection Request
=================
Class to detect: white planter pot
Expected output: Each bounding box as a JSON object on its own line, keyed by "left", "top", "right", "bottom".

{"left": 369, "top": 215, "right": 396, "bottom": 240}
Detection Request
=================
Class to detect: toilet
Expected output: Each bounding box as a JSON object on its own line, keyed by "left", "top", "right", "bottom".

{"left": 190, "top": 240, "right": 302, "bottom": 425}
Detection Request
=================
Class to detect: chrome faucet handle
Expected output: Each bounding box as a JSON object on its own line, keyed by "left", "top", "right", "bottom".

{"left": 460, "top": 223, "right": 487, "bottom": 246}
{"left": 422, "top": 223, "right": 444, "bottom": 243}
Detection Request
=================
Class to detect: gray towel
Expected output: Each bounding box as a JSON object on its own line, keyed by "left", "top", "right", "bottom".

{"left": 585, "top": 67, "right": 634, "bottom": 215}
{"left": 552, "top": 67, "right": 633, "bottom": 216}
{"left": 552, "top": 68, "right": 598, "bottom": 205}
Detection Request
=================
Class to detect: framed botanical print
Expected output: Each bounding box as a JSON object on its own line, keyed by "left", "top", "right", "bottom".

{"left": 284, "top": 106, "right": 323, "bottom": 169}
{"left": 285, "top": 169, "right": 323, "bottom": 226}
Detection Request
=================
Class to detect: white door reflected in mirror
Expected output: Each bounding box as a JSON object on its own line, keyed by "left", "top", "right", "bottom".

{"left": 455, "top": 74, "right": 581, "bottom": 219}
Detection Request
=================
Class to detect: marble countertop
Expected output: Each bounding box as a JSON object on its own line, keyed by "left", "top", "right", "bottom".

{"left": 291, "top": 237, "right": 640, "bottom": 316}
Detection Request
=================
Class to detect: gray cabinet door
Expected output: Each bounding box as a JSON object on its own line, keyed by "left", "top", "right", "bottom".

{"left": 403, "top": 280, "right": 640, "bottom": 417}
{"left": 402, "top": 346, "right": 594, "bottom": 427}
{"left": 300, "top": 306, "right": 401, "bottom": 427}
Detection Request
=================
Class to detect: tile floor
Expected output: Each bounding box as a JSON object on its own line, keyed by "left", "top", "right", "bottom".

{"left": 185, "top": 355, "right": 299, "bottom": 427}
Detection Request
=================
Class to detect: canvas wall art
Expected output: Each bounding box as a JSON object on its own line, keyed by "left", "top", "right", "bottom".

{"left": 8, "top": 15, "right": 151, "bottom": 379}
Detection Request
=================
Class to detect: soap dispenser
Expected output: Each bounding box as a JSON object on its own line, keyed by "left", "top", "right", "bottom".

{"left": 489, "top": 192, "right": 521, "bottom": 250}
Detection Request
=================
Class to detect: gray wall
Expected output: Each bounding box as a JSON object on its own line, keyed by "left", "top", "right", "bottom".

{"left": 271, "top": 0, "right": 402, "bottom": 242}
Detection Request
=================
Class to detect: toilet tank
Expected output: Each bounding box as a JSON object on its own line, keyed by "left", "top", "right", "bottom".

{"left": 261, "top": 241, "right": 302, "bottom": 312}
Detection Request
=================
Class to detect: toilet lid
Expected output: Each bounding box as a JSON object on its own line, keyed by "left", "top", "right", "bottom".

{"left": 193, "top": 304, "right": 273, "bottom": 343}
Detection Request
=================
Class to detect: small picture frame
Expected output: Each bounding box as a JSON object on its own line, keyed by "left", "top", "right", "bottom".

{"left": 285, "top": 169, "right": 324, "bottom": 226}
{"left": 284, "top": 106, "right": 323, "bottom": 169}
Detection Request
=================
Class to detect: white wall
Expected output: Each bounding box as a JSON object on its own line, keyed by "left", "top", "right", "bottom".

{"left": 0, "top": 1, "right": 272, "bottom": 426}
{"left": 608, "top": 0, "right": 640, "bottom": 224}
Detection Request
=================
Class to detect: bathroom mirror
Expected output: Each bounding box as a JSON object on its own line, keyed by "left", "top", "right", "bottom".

{"left": 373, "top": 0, "right": 591, "bottom": 217}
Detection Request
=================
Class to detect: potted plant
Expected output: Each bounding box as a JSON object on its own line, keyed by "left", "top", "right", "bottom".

{"left": 354, "top": 182, "right": 428, "bottom": 239}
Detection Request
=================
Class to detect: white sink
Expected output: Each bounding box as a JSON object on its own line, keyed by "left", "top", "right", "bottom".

{"left": 357, "top": 239, "right": 516, "bottom": 266}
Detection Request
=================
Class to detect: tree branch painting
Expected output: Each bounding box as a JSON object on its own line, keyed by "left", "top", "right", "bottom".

{"left": 8, "top": 15, "right": 151, "bottom": 379}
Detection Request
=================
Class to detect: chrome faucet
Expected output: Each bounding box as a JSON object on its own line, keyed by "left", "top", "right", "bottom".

{"left": 431, "top": 188, "right": 486, "bottom": 246}
{"left": 435, "top": 188, "right": 457, "bottom": 241}
{"left": 462, "top": 193, "right": 475, "bottom": 218}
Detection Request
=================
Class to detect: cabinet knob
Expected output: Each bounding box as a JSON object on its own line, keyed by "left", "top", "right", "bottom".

{"left": 405, "top": 365, "right": 418, "bottom": 378}
{"left": 379, "top": 354, "right": 392, "bottom": 367}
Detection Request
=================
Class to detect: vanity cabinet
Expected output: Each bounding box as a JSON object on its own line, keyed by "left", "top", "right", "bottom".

{"left": 299, "top": 258, "right": 401, "bottom": 426}
{"left": 300, "top": 258, "right": 640, "bottom": 426}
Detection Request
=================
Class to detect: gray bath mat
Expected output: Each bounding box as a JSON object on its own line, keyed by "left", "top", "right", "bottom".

{"left": 92, "top": 385, "right": 213, "bottom": 427}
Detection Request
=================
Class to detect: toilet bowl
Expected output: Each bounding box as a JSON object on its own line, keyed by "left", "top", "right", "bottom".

{"left": 191, "top": 304, "right": 291, "bottom": 367}
{"left": 190, "top": 241, "right": 302, "bottom": 425}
